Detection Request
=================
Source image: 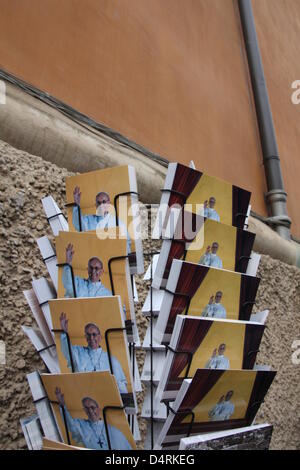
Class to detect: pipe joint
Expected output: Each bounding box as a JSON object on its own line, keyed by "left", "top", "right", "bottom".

{"left": 265, "top": 189, "right": 288, "bottom": 204}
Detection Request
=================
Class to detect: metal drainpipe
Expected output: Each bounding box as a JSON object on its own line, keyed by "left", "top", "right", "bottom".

{"left": 238, "top": 0, "right": 291, "bottom": 240}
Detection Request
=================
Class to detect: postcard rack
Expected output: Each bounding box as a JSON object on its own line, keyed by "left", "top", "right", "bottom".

{"left": 141, "top": 190, "right": 206, "bottom": 449}
{"left": 143, "top": 246, "right": 200, "bottom": 449}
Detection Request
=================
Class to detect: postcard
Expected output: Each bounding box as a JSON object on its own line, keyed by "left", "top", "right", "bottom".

{"left": 55, "top": 231, "right": 138, "bottom": 341}
{"left": 65, "top": 165, "right": 144, "bottom": 274}
{"left": 154, "top": 259, "right": 260, "bottom": 344}
{"left": 153, "top": 162, "right": 251, "bottom": 239}
{"left": 41, "top": 371, "right": 136, "bottom": 450}
{"left": 153, "top": 213, "right": 255, "bottom": 289}
{"left": 49, "top": 296, "right": 136, "bottom": 412}
{"left": 156, "top": 315, "right": 265, "bottom": 400}
{"left": 179, "top": 423, "right": 273, "bottom": 450}
{"left": 155, "top": 369, "right": 276, "bottom": 449}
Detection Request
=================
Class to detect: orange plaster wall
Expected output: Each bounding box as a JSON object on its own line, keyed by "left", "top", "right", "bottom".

{"left": 253, "top": 0, "right": 300, "bottom": 237}
{"left": 0, "top": 0, "right": 274, "bottom": 228}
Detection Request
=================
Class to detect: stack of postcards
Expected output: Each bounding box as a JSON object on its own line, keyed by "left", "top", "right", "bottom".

{"left": 21, "top": 166, "right": 145, "bottom": 450}
{"left": 140, "top": 162, "right": 276, "bottom": 450}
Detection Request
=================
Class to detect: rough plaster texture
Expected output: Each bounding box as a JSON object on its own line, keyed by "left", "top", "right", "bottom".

{"left": 0, "top": 140, "right": 299, "bottom": 450}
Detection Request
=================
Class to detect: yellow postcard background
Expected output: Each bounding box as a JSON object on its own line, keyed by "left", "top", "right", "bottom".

{"left": 186, "top": 174, "right": 233, "bottom": 227}
{"left": 65, "top": 166, "right": 136, "bottom": 249}
{"left": 55, "top": 231, "right": 133, "bottom": 321}
{"left": 49, "top": 296, "right": 133, "bottom": 394}
{"left": 184, "top": 219, "right": 237, "bottom": 271}
{"left": 183, "top": 370, "right": 256, "bottom": 424}
{"left": 187, "top": 267, "right": 241, "bottom": 320}
{"left": 41, "top": 371, "right": 136, "bottom": 449}
{"left": 179, "top": 321, "right": 246, "bottom": 377}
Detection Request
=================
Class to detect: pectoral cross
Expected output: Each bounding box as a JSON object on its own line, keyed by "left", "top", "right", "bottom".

{"left": 98, "top": 437, "right": 104, "bottom": 448}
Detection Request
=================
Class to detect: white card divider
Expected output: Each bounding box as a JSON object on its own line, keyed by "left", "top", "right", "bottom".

{"left": 23, "top": 288, "right": 54, "bottom": 347}
{"left": 142, "top": 319, "right": 166, "bottom": 351}
{"left": 128, "top": 415, "right": 141, "bottom": 442}
{"left": 250, "top": 309, "right": 269, "bottom": 325}
{"left": 142, "top": 288, "right": 165, "bottom": 316}
{"left": 246, "top": 251, "right": 261, "bottom": 277}
{"left": 41, "top": 196, "right": 69, "bottom": 235}
{"left": 22, "top": 325, "right": 60, "bottom": 374}
{"left": 20, "top": 415, "right": 43, "bottom": 450}
{"left": 141, "top": 386, "right": 167, "bottom": 421}
{"left": 244, "top": 204, "right": 251, "bottom": 230}
{"left": 141, "top": 350, "right": 166, "bottom": 384}
{"left": 131, "top": 353, "right": 142, "bottom": 393}
{"left": 144, "top": 421, "right": 165, "bottom": 450}
{"left": 143, "top": 254, "right": 160, "bottom": 280}
{"left": 27, "top": 371, "right": 62, "bottom": 442}
{"left": 36, "top": 236, "right": 58, "bottom": 291}
{"left": 132, "top": 276, "right": 139, "bottom": 303}
{"left": 31, "top": 278, "right": 56, "bottom": 337}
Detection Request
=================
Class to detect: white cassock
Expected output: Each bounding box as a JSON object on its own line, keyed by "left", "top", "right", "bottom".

{"left": 203, "top": 207, "right": 220, "bottom": 222}
{"left": 217, "top": 400, "right": 235, "bottom": 420}
{"left": 62, "top": 266, "right": 113, "bottom": 298}
{"left": 208, "top": 400, "right": 234, "bottom": 421}
{"left": 62, "top": 267, "right": 126, "bottom": 316}
{"left": 61, "top": 406, "right": 132, "bottom": 450}
{"left": 205, "top": 354, "right": 230, "bottom": 370}
{"left": 198, "top": 253, "right": 223, "bottom": 269}
{"left": 208, "top": 403, "right": 224, "bottom": 422}
{"left": 60, "top": 334, "right": 128, "bottom": 393}
{"left": 72, "top": 208, "right": 131, "bottom": 253}
{"left": 201, "top": 302, "right": 226, "bottom": 319}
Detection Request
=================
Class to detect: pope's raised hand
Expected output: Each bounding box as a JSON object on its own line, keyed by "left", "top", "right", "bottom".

{"left": 55, "top": 387, "right": 65, "bottom": 407}
{"left": 66, "top": 243, "right": 74, "bottom": 265}
{"left": 59, "top": 312, "right": 68, "bottom": 333}
{"left": 73, "top": 186, "right": 81, "bottom": 206}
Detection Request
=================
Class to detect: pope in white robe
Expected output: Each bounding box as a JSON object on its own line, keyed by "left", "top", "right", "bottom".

{"left": 208, "top": 401, "right": 225, "bottom": 422}
{"left": 205, "top": 344, "right": 230, "bottom": 370}
{"left": 208, "top": 391, "right": 235, "bottom": 422}
{"left": 201, "top": 197, "right": 220, "bottom": 222}
{"left": 62, "top": 246, "right": 127, "bottom": 316}
{"left": 199, "top": 253, "right": 223, "bottom": 269}
{"left": 199, "top": 242, "right": 223, "bottom": 269}
{"left": 59, "top": 315, "right": 128, "bottom": 394}
{"left": 72, "top": 187, "right": 131, "bottom": 253}
{"left": 62, "top": 264, "right": 113, "bottom": 298}
{"left": 201, "top": 291, "right": 227, "bottom": 319}
{"left": 201, "top": 303, "right": 227, "bottom": 319}
{"left": 218, "top": 399, "right": 235, "bottom": 420}
{"left": 60, "top": 335, "right": 128, "bottom": 393}
{"left": 55, "top": 390, "right": 132, "bottom": 450}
